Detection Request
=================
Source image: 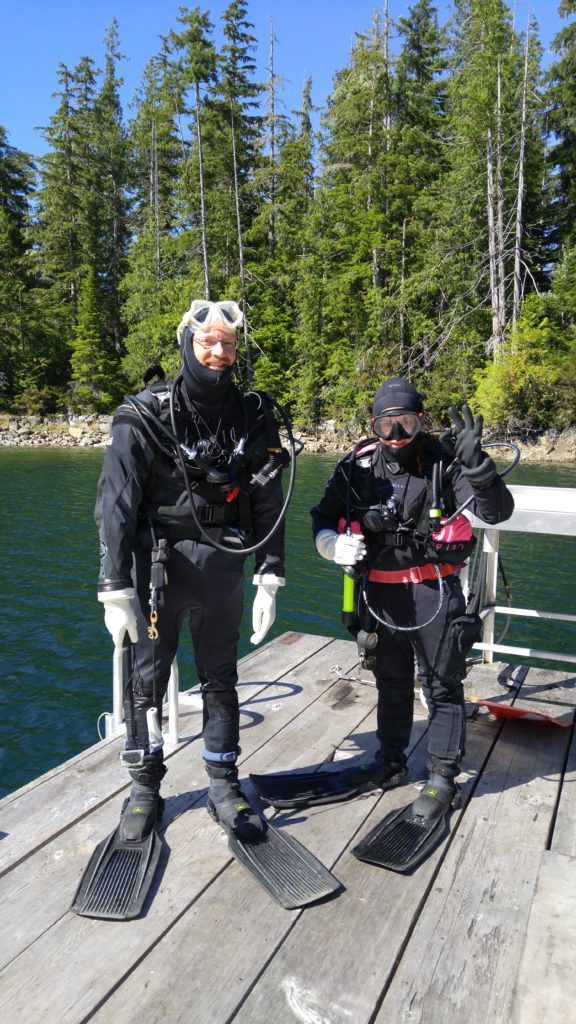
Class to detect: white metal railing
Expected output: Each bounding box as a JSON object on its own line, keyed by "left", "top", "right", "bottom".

{"left": 464, "top": 484, "right": 576, "bottom": 665}
{"left": 104, "top": 654, "right": 181, "bottom": 744}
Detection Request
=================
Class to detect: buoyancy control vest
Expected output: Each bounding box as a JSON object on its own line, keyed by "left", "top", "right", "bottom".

{"left": 338, "top": 436, "right": 477, "bottom": 567}
{"left": 95, "top": 379, "right": 285, "bottom": 540}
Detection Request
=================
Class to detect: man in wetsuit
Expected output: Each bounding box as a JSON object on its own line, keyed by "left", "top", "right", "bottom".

{"left": 97, "top": 299, "right": 286, "bottom": 841}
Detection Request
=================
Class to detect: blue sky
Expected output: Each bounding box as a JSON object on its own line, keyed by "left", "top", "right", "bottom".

{"left": 0, "top": 0, "right": 565, "bottom": 158}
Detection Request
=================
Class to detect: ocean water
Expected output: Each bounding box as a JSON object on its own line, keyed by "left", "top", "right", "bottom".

{"left": 1, "top": 448, "right": 575, "bottom": 798}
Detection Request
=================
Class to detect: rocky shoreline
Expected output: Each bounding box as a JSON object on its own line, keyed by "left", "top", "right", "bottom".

{"left": 1, "top": 413, "right": 575, "bottom": 463}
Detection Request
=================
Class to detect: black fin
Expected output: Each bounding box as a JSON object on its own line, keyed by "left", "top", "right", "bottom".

{"left": 352, "top": 803, "right": 449, "bottom": 873}
{"left": 250, "top": 762, "right": 406, "bottom": 810}
{"left": 209, "top": 803, "right": 341, "bottom": 908}
{"left": 70, "top": 826, "right": 162, "bottom": 920}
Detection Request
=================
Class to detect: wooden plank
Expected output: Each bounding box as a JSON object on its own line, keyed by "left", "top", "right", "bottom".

{"left": 511, "top": 667, "right": 576, "bottom": 726}
{"left": 0, "top": 638, "right": 374, "bottom": 1020}
{"left": 464, "top": 661, "right": 518, "bottom": 704}
{"left": 219, "top": 725, "right": 495, "bottom": 1024}
{"left": 465, "top": 664, "right": 576, "bottom": 726}
{"left": 84, "top": 724, "right": 432, "bottom": 1023}
{"left": 0, "top": 638, "right": 355, "bottom": 967}
{"left": 511, "top": 849, "right": 576, "bottom": 1024}
{"left": 378, "top": 718, "right": 572, "bottom": 1024}
{"left": 3, "top": 632, "right": 574, "bottom": 1024}
{"left": 0, "top": 633, "right": 333, "bottom": 875}
{"left": 514, "top": 666, "right": 576, "bottom": 705}
{"left": 550, "top": 725, "right": 576, "bottom": 859}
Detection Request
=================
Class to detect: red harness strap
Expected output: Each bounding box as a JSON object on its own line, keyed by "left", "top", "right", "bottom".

{"left": 368, "top": 562, "right": 464, "bottom": 584}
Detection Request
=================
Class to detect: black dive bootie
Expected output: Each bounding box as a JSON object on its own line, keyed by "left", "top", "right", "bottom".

{"left": 205, "top": 762, "right": 265, "bottom": 841}
{"left": 117, "top": 753, "right": 167, "bottom": 842}
{"left": 118, "top": 784, "right": 165, "bottom": 842}
{"left": 371, "top": 751, "right": 408, "bottom": 789}
{"left": 411, "top": 773, "right": 461, "bottom": 821}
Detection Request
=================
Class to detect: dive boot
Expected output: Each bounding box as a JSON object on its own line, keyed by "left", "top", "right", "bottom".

{"left": 117, "top": 785, "right": 165, "bottom": 842}
{"left": 352, "top": 773, "right": 461, "bottom": 873}
{"left": 411, "top": 773, "right": 461, "bottom": 820}
{"left": 70, "top": 784, "right": 164, "bottom": 921}
{"left": 206, "top": 763, "right": 265, "bottom": 841}
{"left": 250, "top": 752, "right": 407, "bottom": 809}
{"left": 204, "top": 762, "right": 341, "bottom": 909}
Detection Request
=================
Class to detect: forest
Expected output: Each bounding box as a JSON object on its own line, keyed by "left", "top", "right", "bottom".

{"left": 1, "top": 0, "right": 575, "bottom": 433}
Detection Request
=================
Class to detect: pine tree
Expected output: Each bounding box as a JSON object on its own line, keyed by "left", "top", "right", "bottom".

{"left": 211, "top": 0, "right": 264, "bottom": 376}
{"left": 69, "top": 266, "right": 121, "bottom": 411}
{"left": 412, "top": 0, "right": 547, "bottom": 416}
{"left": 121, "top": 46, "right": 192, "bottom": 386}
{"left": 169, "top": 6, "right": 219, "bottom": 300}
{"left": 0, "top": 127, "right": 36, "bottom": 409}
{"left": 546, "top": 0, "right": 576, "bottom": 252}
{"left": 93, "top": 21, "right": 130, "bottom": 353}
{"left": 249, "top": 79, "right": 315, "bottom": 402}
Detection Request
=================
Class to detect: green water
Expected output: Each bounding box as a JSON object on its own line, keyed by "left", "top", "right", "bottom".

{"left": 1, "top": 448, "right": 575, "bottom": 798}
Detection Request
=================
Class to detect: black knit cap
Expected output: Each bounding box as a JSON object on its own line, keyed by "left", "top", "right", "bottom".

{"left": 372, "top": 376, "right": 424, "bottom": 417}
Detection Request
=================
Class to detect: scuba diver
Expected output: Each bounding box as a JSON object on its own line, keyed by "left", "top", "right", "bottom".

{"left": 72, "top": 299, "right": 341, "bottom": 919}
{"left": 96, "top": 298, "right": 286, "bottom": 839}
{"left": 250, "top": 377, "right": 515, "bottom": 872}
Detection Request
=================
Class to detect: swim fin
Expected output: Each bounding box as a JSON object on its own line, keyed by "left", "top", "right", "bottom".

{"left": 250, "top": 759, "right": 406, "bottom": 810}
{"left": 208, "top": 803, "right": 341, "bottom": 909}
{"left": 70, "top": 822, "right": 162, "bottom": 920}
{"left": 352, "top": 774, "right": 461, "bottom": 874}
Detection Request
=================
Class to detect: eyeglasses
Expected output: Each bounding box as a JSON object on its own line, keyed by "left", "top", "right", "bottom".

{"left": 373, "top": 413, "right": 422, "bottom": 440}
{"left": 188, "top": 299, "right": 244, "bottom": 330}
{"left": 193, "top": 335, "right": 237, "bottom": 352}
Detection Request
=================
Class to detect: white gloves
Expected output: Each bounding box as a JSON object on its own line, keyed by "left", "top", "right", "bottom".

{"left": 98, "top": 588, "right": 139, "bottom": 647}
{"left": 250, "top": 574, "right": 285, "bottom": 645}
{"left": 315, "top": 529, "right": 367, "bottom": 565}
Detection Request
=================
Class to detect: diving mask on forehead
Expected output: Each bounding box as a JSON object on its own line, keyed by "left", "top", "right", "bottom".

{"left": 188, "top": 300, "right": 243, "bottom": 330}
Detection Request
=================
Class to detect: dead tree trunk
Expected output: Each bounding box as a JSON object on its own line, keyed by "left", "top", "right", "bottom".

{"left": 513, "top": 23, "right": 530, "bottom": 330}
{"left": 229, "top": 104, "right": 252, "bottom": 379}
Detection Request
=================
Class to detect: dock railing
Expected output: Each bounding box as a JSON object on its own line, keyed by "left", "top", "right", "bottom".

{"left": 106, "top": 483, "right": 576, "bottom": 743}
{"left": 466, "top": 483, "right": 576, "bottom": 666}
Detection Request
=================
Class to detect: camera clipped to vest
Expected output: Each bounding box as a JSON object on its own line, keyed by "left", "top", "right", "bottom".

{"left": 185, "top": 437, "right": 236, "bottom": 484}
{"left": 362, "top": 495, "right": 402, "bottom": 534}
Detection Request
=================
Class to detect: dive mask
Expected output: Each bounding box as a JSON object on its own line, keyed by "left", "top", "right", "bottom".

{"left": 373, "top": 412, "right": 422, "bottom": 441}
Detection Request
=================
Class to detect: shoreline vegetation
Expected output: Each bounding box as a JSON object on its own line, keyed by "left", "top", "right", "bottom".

{"left": 2, "top": 6, "right": 576, "bottom": 438}
{"left": 1, "top": 413, "right": 575, "bottom": 464}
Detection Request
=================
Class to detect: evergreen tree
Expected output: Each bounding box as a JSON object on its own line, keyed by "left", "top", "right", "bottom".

{"left": 249, "top": 79, "right": 316, "bottom": 401}
{"left": 93, "top": 20, "right": 130, "bottom": 353}
{"left": 211, "top": 0, "right": 264, "bottom": 323}
{"left": 122, "top": 45, "right": 192, "bottom": 386}
{"left": 310, "top": 11, "right": 396, "bottom": 423}
{"left": 415, "top": 0, "right": 547, "bottom": 417}
{"left": 69, "top": 266, "right": 121, "bottom": 411}
{"left": 169, "top": 6, "right": 219, "bottom": 300}
{"left": 0, "top": 127, "right": 36, "bottom": 408}
{"left": 546, "top": 0, "right": 576, "bottom": 253}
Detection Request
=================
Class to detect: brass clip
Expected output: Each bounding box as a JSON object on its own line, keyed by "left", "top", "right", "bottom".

{"left": 147, "top": 608, "right": 159, "bottom": 641}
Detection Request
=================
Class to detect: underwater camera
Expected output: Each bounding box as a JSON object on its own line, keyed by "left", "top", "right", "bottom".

{"left": 362, "top": 495, "right": 402, "bottom": 534}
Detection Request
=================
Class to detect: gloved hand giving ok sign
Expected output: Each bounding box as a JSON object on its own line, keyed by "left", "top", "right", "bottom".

{"left": 440, "top": 404, "right": 485, "bottom": 470}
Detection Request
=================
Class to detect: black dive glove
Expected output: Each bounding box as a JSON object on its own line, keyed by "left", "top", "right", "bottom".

{"left": 440, "top": 404, "right": 484, "bottom": 469}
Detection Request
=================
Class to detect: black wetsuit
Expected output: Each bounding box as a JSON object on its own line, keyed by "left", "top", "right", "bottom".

{"left": 97, "top": 376, "right": 285, "bottom": 764}
{"left": 312, "top": 434, "right": 514, "bottom": 777}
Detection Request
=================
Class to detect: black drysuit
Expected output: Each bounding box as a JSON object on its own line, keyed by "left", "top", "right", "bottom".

{"left": 97, "top": 377, "right": 285, "bottom": 766}
{"left": 312, "top": 435, "right": 514, "bottom": 776}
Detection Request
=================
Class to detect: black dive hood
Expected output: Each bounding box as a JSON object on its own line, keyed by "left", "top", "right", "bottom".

{"left": 180, "top": 325, "right": 234, "bottom": 412}
{"left": 379, "top": 437, "right": 418, "bottom": 469}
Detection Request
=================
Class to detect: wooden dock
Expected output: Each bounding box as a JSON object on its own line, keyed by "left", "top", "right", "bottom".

{"left": 1, "top": 631, "right": 575, "bottom": 1024}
